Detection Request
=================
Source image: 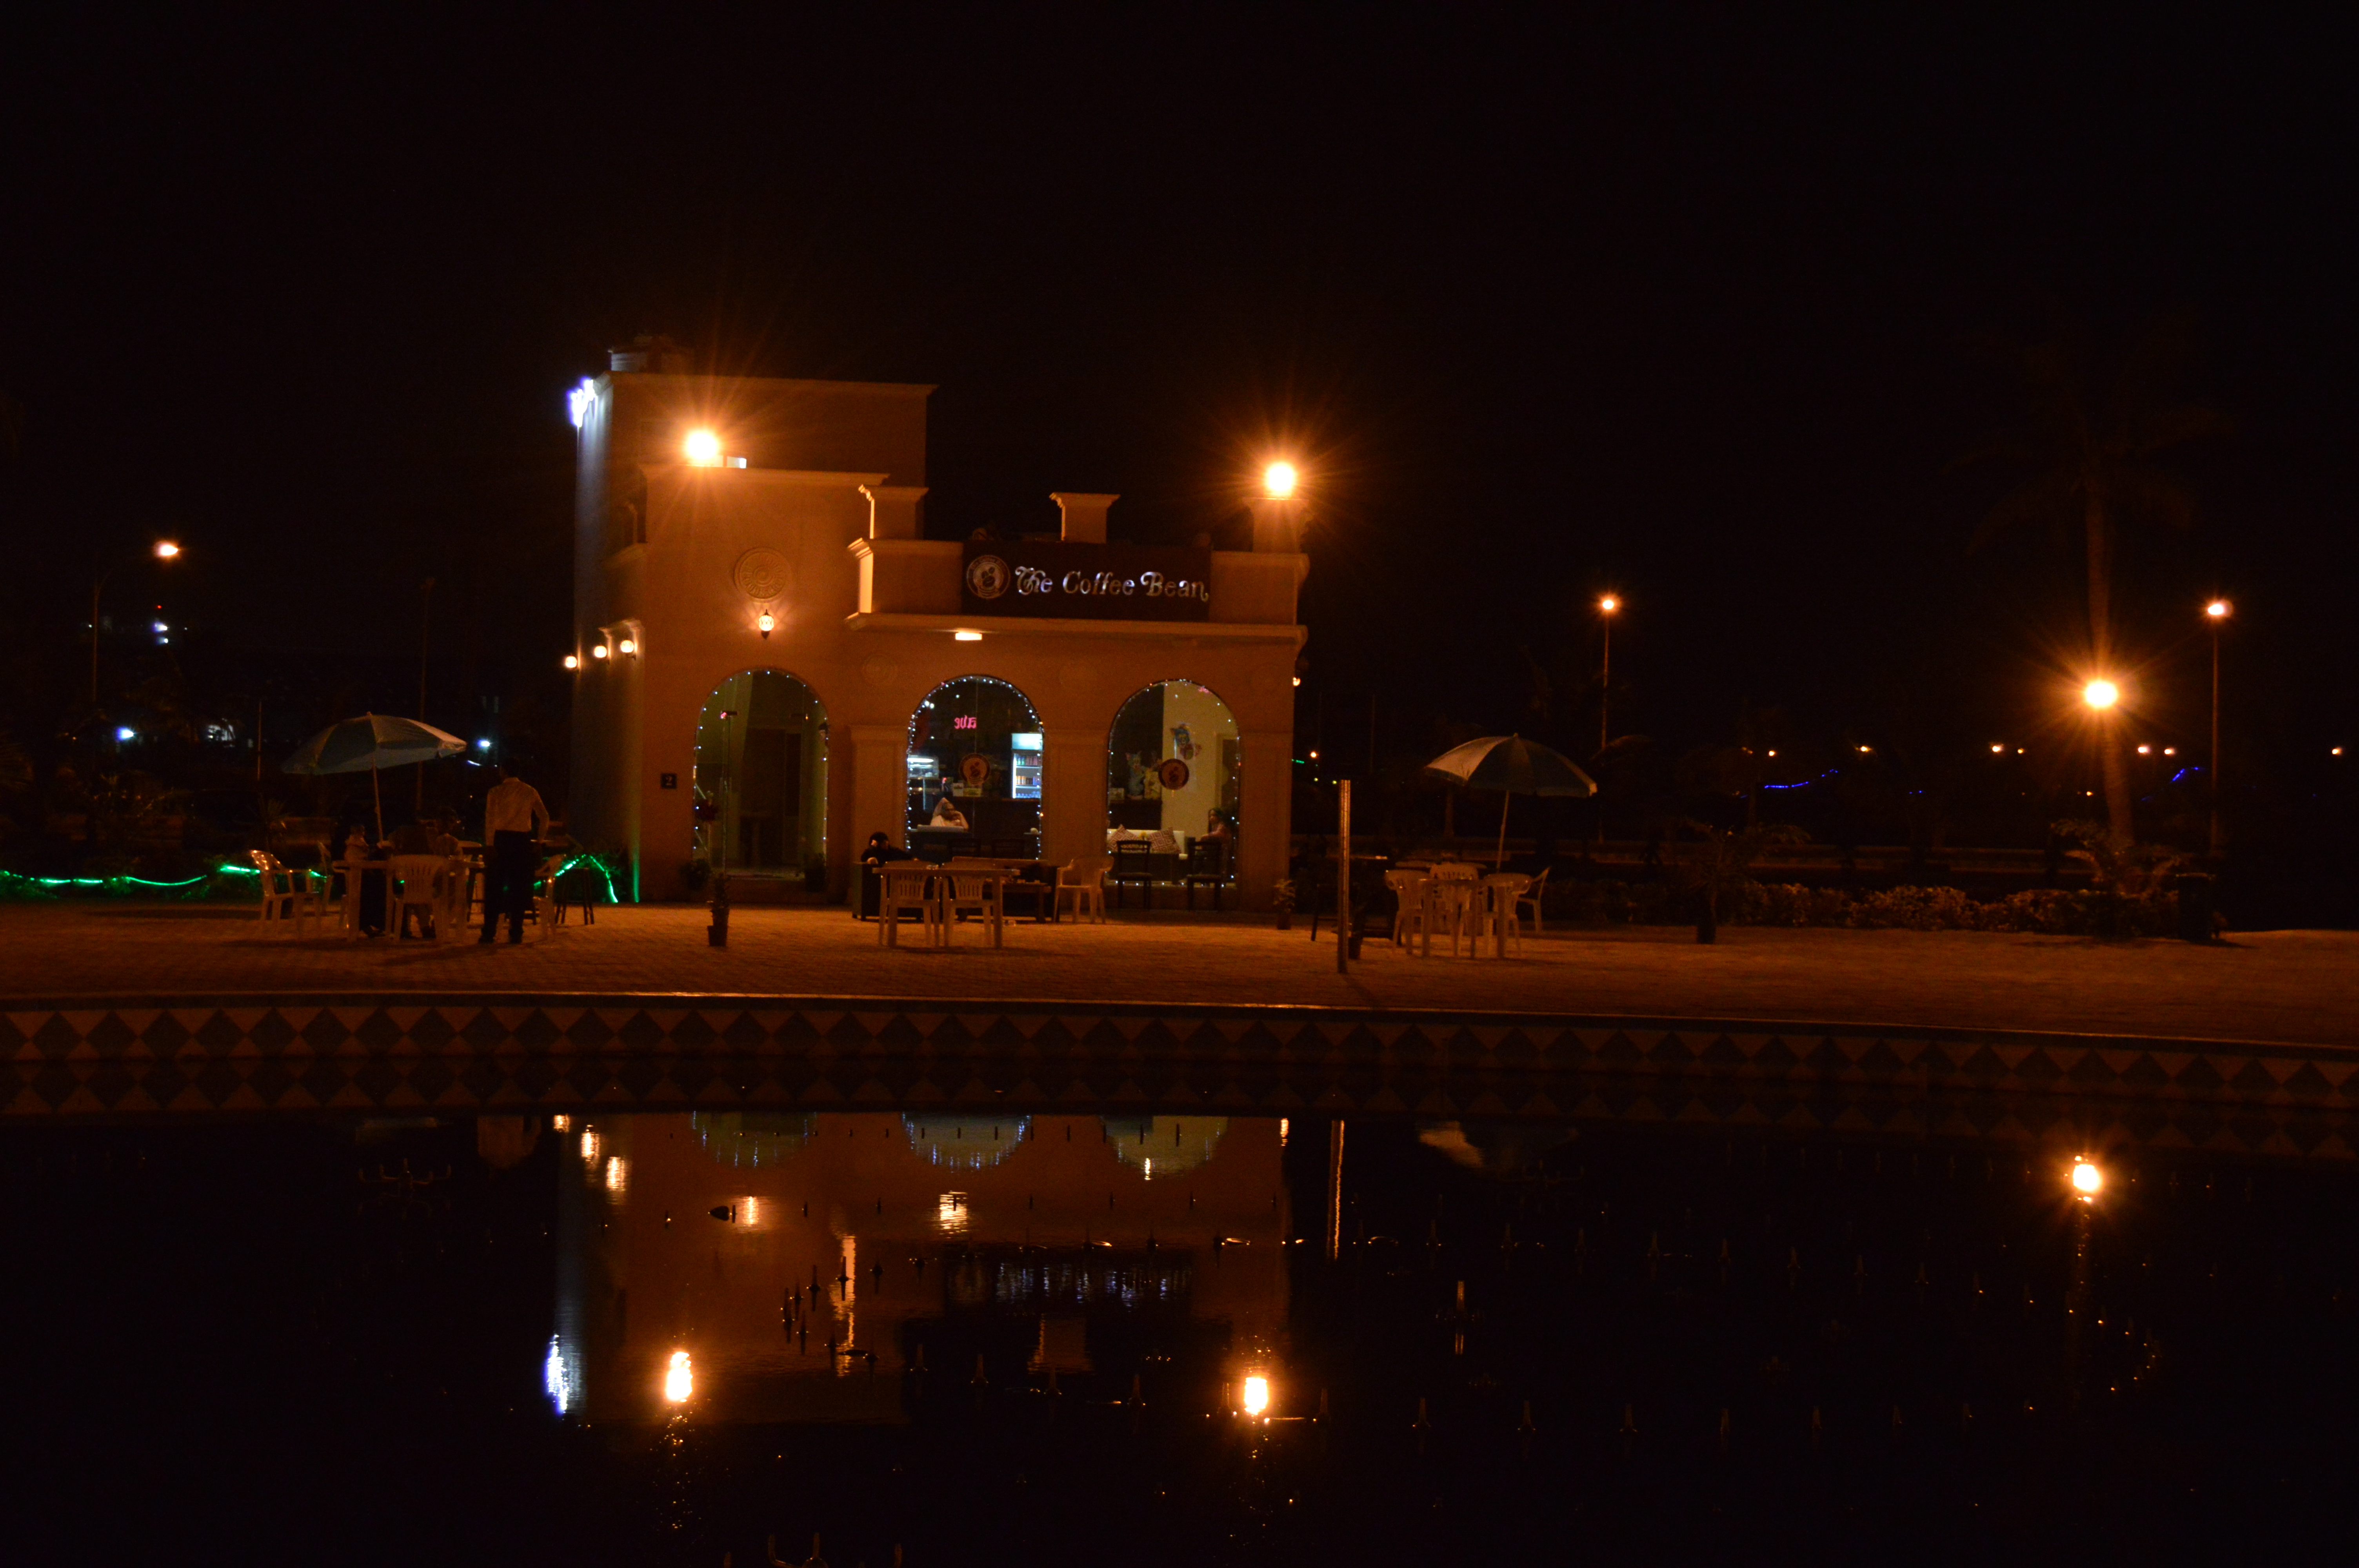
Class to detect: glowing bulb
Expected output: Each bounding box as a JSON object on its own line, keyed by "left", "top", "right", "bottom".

{"left": 115, "top": 726, "right": 136, "bottom": 742}
{"left": 153, "top": 541, "right": 181, "bottom": 559}
{"left": 2136, "top": 744, "right": 2151, "bottom": 755}
{"left": 563, "top": 654, "right": 580, "bottom": 670}
{"left": 1242, "top": 1375, "right": 1270, "bottom": 1416}
{"left": 684, "top": 429, "right": 723, "bottom": 466}
{"left": 617, "top": 638, "right": 637, "bottom": 656}
{"left": 953, "top": 630, "right": 983, "bottom": 642}
{"left": 756, "top": 611, "right": 775, "bottom": 636}
{"left": 2205, "top": 599, "right": 2231, "bottom": 620}
{"left": 1263, "top": 461, "right": 1298, "bottom": 499}
{"left": 566, "top": 379, "right": 598, "bottom": 430}
{"left": 2071, "top": 1159, "right": 2103, "bottom": 1196}
{"left": 590, "top": 644, "right": 609, "bottom": 660}
{"left": 2083, "top": 680, "right": 2120, "bottom": 710}
{"left": 663, "top": 1350, "right": 693, "bottom": 1404}
{"left": 1991, "top": 743, "right": 2005, "bottom": 754}
{"left": 1598, "top": 595, "right": 1619, "bottom": 614}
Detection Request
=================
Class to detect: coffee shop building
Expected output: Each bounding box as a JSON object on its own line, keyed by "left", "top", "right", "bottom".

{"left": 565, "top": 358, "right": 1307, "bottom": 908}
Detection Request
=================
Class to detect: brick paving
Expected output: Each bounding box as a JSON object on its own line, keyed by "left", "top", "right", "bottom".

{"left": 2, "top": 902, "right": 2352, "bottom": 1046}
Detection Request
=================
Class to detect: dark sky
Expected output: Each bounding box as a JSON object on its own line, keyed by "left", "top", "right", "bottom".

{"left": 6, "top": 9, "right": 2353, "bottom": 776}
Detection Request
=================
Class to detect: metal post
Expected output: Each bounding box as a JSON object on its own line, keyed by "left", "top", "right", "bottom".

{"left": 2209, "top": 624, "right": 2223, "bottom": 857}
{"left": 1595, "top": 614, "right": 1610, "bottom": 845}
{"left": 1336, "top": 779, "right": 1350, "bottom": 975}
{"left": 416, "top": 578, "right": 435, "bottom": 811}
{"left": 1326, "top": 1118, "right": 1346, "bottom": 1261}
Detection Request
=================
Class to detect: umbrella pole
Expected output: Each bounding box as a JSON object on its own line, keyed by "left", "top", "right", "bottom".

{"left": 1496, "top": 789, "right": 1511, "bottom": 869}
{"left": 372, "top": 765, "right": 384, "bottom": 844}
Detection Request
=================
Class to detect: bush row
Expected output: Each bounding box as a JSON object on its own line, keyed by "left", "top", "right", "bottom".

{"left": 1540, "top": 879, "right": 2182, "bottom": 937}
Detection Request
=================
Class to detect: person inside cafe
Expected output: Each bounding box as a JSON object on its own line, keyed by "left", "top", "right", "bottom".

{"left": 480, "top": 763, "right": 550, "bottom": 945}
{"left": 930, "top": 793, "right": 969, "bottom": 831}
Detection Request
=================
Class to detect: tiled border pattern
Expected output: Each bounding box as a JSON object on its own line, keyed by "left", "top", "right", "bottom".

{"left": 5, "top": 994, "right": 2357, "bottom": 1158}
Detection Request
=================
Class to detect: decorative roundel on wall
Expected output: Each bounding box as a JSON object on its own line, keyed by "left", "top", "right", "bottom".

{"left": 965, "top": 555, "right": 1010, "bottom": 599}
{"left": 1156, "top": 757, "right": 1191, "bottom": 792}
{"left": 960, "top": 753, "right": 992, "bottom": 787}
{"left": 733, "top": 547, "right": 791, "bottom": 603}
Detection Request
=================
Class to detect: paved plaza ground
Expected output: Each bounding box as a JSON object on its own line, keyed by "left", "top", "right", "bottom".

{"left": 3, "top": 902, "right": 2352, "bottom": 1046}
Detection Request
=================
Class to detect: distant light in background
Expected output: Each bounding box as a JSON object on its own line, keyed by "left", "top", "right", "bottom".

{"left": 152, "top": 620, "right": 168, "bottom": 634}
{"left": 1990, "top": 743, "right": 2005, "bottom": 754}
{"left": 1598, "top": 595, "right": 1619, "bottom": 614}
{"left": 551, "top": 1114, "right": 571, "bottom": 1132}
{"left": 2072, "top": 1158, "right": 2103, "bottom": 1198}
{"left": 590, "top": 644, "right": 609, "bottom": 659}
{"left": 756, "top": 611, "right": 775, "bottom": 637}
{"left": 2083, "top": 679, "right": 2120, "bottom": 710}
{"left": 1242, "top": 1375, "right": 1271, "bottom": 1416}
{"left": 1263, "top": 461, "right": 1298, "bottom": 499}
{"left": 953, "top": 630, "right": 983, "bottom": 642}
{"left": 580, "top": 1129, "right": 600, "bottom": 1164}
{"left": 684, "top": 429, "right": 723, "bottom": 466}
{"left": 604, "top": 1156, "right": 628, "bottom": 1194}
{"left": 153, "top": 540, "right": 181, "bottom": 560}
{"left": 617, "top": 638, "right": 637, "bottom": 656}
{"left": 2206, "top": 599, "right": 2232, "bottom": 620}
{"left": 663, "top": 1350, "right": 693, "bottom": 1404}
{"left": 544, "top": 1336, "right": 572, "bottom": 1415}
{"left": 115, "top": 726, "right": 135, "bottom": 742}
{"left": 2163, "top": 747, "right": 2176, "bottom": 756}
{"left": 563, "top": 654, "right": 580, "bottom": 670}
{"left": 2137, "top": 744, "right": 2152, "bottom": 755}
{"left": 566, "top": 379, "right": 598, "bottom": 430}
{"left": 475, "top": 739, "right": 493, "bottom": 751}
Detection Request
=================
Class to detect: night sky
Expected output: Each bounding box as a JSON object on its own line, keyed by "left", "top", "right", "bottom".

{"left": 6, "top": 9, "right": 2353, "bottom": 787}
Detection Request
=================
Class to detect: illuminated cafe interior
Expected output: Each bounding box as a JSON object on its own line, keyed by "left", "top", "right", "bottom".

{"left": 549, "top": 1112, "right": 1286, "bottom": 1425}
{"left": 563, "top": 353, "right": 1305, "bottom": 907}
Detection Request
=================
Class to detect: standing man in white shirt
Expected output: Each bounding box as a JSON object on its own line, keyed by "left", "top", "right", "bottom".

{"left": 480, "top": 764, "right": 550, "bottom": 945}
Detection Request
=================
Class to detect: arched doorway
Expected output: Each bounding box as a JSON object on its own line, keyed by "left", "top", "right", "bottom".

{"left": 1107, "top": 679, "right": 1241, "bottom": 889}
{"left": 692, "top": 670, "right": 828, "bottom": 879}
{"left": 906, "top": 675, "right": 1042, "bottom": 858}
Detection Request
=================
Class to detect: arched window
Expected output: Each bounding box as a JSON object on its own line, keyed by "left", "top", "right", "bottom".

{"left": 1106, "top": 679, "right": 1241, "bottom": 880}
{"left": 907, "top": 675, "right": 1042, "bottom": 857}
{"left": 692, "top": 670, "right": 828, "bottom": 878}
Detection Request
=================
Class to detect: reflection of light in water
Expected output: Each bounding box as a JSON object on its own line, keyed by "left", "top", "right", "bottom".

{"left": 551, "top": 1114, "right": 571, "bottom": 1132}
{"left": 691, "top": 1111, "right": 818, "bottom": 1167}
{"left": 740, "top": 1196, "right": 760, "bottom": 1227}
{"left": 1279, "top": 1118, "right": 1289, "bottom": 1147}
{"left": 937, "top": 1192, "right": 969, "bottom": 1236}
{"left": 580, "top": 1129, "right": 600, "bottom": 1164}
{"left": 1242, "top": 1374, "right": 1270, "bottom": 1416}
{"left": 903, "top": 1115, "right": 1029, "bottom": 1170}
{"left": 1104, "top": 1117, "right": 1229, "bottom": 1177}
{"left": 605, "top": 1157, "right": 628, "bottom": 1194}
{"left": 543, "top": 1336, "right": 573, "bottom": 1415}
{"left": 2072, "top": 1158, "right": 2104, "bottom": 1197}
{"left": 663, "top": 1350, "right": 692, "bottom": 1404}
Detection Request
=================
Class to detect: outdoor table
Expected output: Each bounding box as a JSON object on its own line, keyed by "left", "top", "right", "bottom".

{"left": 987, "top": 858, "right": 1058, "bottom": 922}
{"left": 938, "top": 862, "right": 1015, "bottom": 948}
{"left": 329, "top": 860, "right": 389, "bottom": 937}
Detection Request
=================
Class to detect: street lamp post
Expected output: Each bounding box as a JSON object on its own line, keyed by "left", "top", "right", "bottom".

{"left": 2206, "top": 599, "right": 2231, "bottom": 856}
{"left": 1596, "top": 595, "right": 1619, "bottom": 844}
{"left": 2082, "top": 677, "right": 2132, "bottom": 841}
{"left": 92, "top": 540, "right": 182, "bottom": 709}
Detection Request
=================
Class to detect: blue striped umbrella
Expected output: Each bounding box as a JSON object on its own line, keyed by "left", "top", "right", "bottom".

{"left": 1423, "top": 734, "right": 1596, "bottom": 867}
{"left": 282, "top": 713, "right": 466, "bottom": 841}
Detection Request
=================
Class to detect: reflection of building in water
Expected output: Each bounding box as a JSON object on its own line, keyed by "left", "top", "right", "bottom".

{"left": 552, "top": 1112, "right": 1285, "bottom": 1425}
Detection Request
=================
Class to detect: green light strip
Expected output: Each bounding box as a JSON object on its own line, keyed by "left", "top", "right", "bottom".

{"left": 554, "top": 853, "right": 620, "bottom": 904}
{"left": 2, "top": 861, "right": 265, "bottom": 894}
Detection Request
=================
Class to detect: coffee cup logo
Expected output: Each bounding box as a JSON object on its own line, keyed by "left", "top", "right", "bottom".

{"left": 965, "top": 555, "right": 1010, "bottom": 599}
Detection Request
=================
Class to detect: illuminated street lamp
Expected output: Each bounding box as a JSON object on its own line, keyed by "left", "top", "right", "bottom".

{"left": 2205, "top": 599, "right": 2232, "bottom": 856}
{"left": 1241, "top": 1373, "right": 1272, "bottom": 1417}
{"left": 2071, "top": 1158, "right": 2103, "bottom": 1200}
{"left": 1594, "top": 595, "right": 1621, "bottom": 844}
{"left": 684, "top": 428, "right": 724, "bottom": 467}
{"left": 2082, "top": 679, "right": 2119, "bottom": 710}
{"left": 1263, "top": 461, "right": 1299, "bottom": 499}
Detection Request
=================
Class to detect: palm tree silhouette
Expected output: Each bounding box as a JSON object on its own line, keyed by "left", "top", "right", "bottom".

{"left": 1953, "top": 311, "right": 2229, "bottom": 839}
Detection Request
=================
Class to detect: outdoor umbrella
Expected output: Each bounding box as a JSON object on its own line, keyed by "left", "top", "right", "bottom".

{"left": 1423, "top": 734, "right": 1597, "bottom": 868}
{"left": 281, "top": 713, "right": 467, "bottom": 842}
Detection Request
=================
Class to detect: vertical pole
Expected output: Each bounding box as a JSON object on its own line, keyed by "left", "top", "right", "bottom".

{"left": 2208, "top": 626, "right": 2223, "bottom": 858}
{"left": 1367, "top": 692, "right": 1377, "bottom": 784}
{"left": 1336, "top": 779, "right": 1350, "bottom": 975}
{"left": 1595, "top": 615, "right": 1610, "bottom": 844}
{"left": 1326, "top": 1118, "right": 1346, "bottom": 1261}
{"left": 416, "top": 578, "right": 435, "bottom": 813}
{"left": 90, "top": 576, "right": 105, "bottom": 710}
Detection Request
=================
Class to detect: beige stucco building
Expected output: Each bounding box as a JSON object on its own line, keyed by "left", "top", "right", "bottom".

{"left": 567, "top": 354, "right": 1306, "bottom": 906}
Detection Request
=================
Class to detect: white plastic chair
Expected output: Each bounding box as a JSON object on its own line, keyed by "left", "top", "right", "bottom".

{"left": 385, "top": 855, "right": 450, "bottom": 940}
{"left": 1054, "top": 860, "right": 1106, "bottom": 924}
{"left": 942, "top": 860, "right": 1005, "bottom": 947}
{"left": 1384, "top": 869, "right": 1430, "bottom": 954}
{"left": 250, "top": 850, "right": 326, "bottom": 934}
{"left": 1513, "top": 867, "right": 1549, "bottom": 937}
{"left": 1480, "top": 873, "right": 1532, "bottom": 956}
{"left": 878, "top": 865, "right": 942, "bottom": 947}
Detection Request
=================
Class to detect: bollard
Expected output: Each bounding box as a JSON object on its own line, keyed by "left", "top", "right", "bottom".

{"left": 707, "top": 877, "right": 729, "bottom": 947}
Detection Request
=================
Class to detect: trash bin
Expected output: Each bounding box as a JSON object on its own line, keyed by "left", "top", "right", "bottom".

{"left": 2172, "top": 872, "right": 2216, "bottom": 943}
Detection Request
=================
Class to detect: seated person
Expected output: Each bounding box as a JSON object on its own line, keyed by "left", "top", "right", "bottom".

{"left": 389, "top": 822, "right": 433, "bottom": 855}
{"left": 428, "top": 817, "right": 462, "bottom": 857}
{"left": 863, "top": 831, "right": 915, "bottom": 866}
{"left": 930, "top": 795, "right": 969, "bottom": 830}
{"left": 1203, "top": 811, "right": 1234, "bottom": 842}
